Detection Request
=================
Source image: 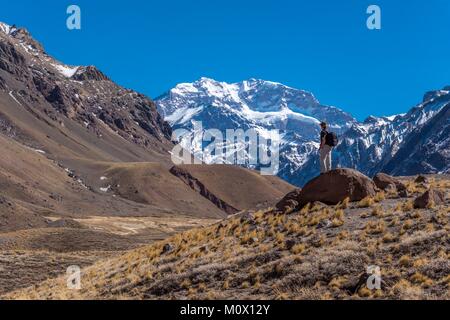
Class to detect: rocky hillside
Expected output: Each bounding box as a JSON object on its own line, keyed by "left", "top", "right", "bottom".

{"left": 0, "top": 22, "right": 172, "bottom": 159}
{"left": 382, "top": 103, "right": 450, "bottom": 175}
{"left": 6, "top": 171, "right": 449, "bottom": 300}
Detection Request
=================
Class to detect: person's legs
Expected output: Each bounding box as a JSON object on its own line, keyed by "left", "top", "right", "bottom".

{"left": 319, "top": 148, "right": 326, "bottom": 173}
{"left": 325, "top": 145, "right": 332, "bottom": 172}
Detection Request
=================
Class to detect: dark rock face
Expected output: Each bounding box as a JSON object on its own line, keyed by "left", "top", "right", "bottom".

{"left": 0, "top": 41, "right": 26, "bottom": 75}
{"left": 277, "top": 169, "right": 377, "bottom": 210}
{"left": 0, "top": 24, "right": 173, "bottom": 151}
{"left": 413, "top": 189, "right": 445, "bottom": 209}
{"left": 373, "top": 173, "right": 408, "bottom": 197}
{"left": 275, "top": 189, "right": 302, "bottom": 212}
{"left": 382, "top": 103, "right": 450, "bottom": 176}
{"left": 170, "top": 165, "right": 239, "bottom": 215}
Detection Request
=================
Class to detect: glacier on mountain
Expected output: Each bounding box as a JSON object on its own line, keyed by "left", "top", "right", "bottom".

{"left": 156, "top": 78, "right": 450, "bottom": 186}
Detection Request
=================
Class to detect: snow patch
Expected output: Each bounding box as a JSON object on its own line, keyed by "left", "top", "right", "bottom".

{"left": 165, "top": 106, "right": 204, "bottom": 125}
{"left": 100, "top": 185, "right": 111, "bottom": 192}
{"left": 0, "top": 22, "right": 11, "bottom": 34}
{"left": 51, "top": 63, "right": 79, "bottom": 78}
{"left": 8, "top": 91, "right": 22, "bottom": 106}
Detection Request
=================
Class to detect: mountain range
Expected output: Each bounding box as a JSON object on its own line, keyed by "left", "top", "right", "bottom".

{"left": 0, "top": 21, "right": 293, "bottom": 233}
{"left": 0, "top": 21, "right": 449, "bottom": 300}
{"left": 156, "top": 78, "right": 450, "bottom": 186}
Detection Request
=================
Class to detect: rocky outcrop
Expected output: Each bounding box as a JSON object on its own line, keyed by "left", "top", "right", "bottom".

{"left": 72, "top": 66, "right": 109, "bottom": 81}
{"left": 413, "top": 189, "right": 445, "bottom": 209}
{"left": 0, "top": 41, "right": 26, "bottom": 75}
{"left": 170, "top": 165, "right": 239, "bottom": 215}
{"left": 277, "top": 169, "right": 377, "bottom": 210}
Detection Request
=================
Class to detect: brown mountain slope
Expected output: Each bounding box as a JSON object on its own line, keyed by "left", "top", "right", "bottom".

{"left": 0, "top": 23, "right": 294, "bottom": 223}
{"left": 171, "top": 165, "right": 294, "bottom": 213}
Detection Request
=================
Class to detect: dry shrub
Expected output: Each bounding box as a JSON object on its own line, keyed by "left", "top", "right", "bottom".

{"left": 374, "top": 192, "right": 385, "bottom": 203}
{"left": 358, "top": 197, "right": 375, "bottom": 208}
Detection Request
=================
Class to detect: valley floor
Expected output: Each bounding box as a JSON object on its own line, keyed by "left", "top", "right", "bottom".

{"left": 0, "top": 215, "right": 218, "bottom": 295}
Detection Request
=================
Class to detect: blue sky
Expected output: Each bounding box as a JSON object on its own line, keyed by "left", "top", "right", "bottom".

{"left": 1, "top": 0, "right": 449, "bottom": 120}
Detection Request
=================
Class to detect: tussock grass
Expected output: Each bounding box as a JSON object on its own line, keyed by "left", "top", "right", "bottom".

{"left": 358, "top": 197, "right": 375, "bottom": 208}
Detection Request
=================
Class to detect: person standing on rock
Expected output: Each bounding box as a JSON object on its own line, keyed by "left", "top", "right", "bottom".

{"left": 319, "top": 122, "right": 337, "bottom": 174}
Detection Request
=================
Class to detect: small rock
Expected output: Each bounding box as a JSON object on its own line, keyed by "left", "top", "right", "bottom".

{"left": 317, "top": 219, "right": 332, "bottom": 229}
{"left": 240, "top": 212, "right": 256, "bottom": 224}
{"left": 216, "top": 221, "right": 227, "bottom": 232}
{"left": 415, "top": 175, "right": 429, "bottom": 184}
{"left": 398, "top": 189, "right": 409, "bottom": 198}
{"left": 162, "top": 243, "right": 175, "bottom": 254}
{"left": 285, "top": 239, "right": 297, "bottom": 250}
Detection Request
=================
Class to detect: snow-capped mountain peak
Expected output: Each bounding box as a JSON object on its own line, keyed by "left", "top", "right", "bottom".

{"left": 156, "top": 78, "right": 357, "bottom": 184}
{"left": 158, "top": 77, "right": 354, "bottom": 128}
{"left": 0, "top": 22, "right": 13, "bottom": 35}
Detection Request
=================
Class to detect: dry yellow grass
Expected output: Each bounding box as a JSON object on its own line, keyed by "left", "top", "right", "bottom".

{"left": 399, "top": 255, "right": 412, "bottom": 267}
{"left": 374, "top": 192, "right": 386, "bottom": 203}
{"left": 365, "top": 220, "right": 386, "bottom": 235}
{"left": 358, "top": 197, "right": 375, "bottom": 208}
{"left": 3, "top": 177, "right": 448, "bottom": 300}
{"left": 402, "top": 201, "right": 414, "bottom": 212}
{"left": 290, "top": 244, "right": 306, "bottom": 254}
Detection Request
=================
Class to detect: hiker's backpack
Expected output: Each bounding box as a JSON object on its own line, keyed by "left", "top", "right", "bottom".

{"left": 326, "top": 132, "right": 338, "bottom": 147}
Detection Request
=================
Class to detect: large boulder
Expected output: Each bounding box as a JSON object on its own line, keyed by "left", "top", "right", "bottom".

{"left": 413, "top": 189, "right": 445, "bottom": 209}
{"left": 277, "top": 169, "right": 377, "bottom": 210}
{"left": 373, "top": 173, "right": 408, "bottom": 197}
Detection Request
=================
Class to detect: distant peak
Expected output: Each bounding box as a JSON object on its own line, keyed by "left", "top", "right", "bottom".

{"left": 363, "top": 115, "right": 379, "bottom": 123}
{"left": 0, "top": 22, "right": 45, "bottom": 53}
{"left": 0, "top": 22, "right": 14, "bottom": 35}
{"left": 198, "top": 77, "right": 216, "bottom": 82}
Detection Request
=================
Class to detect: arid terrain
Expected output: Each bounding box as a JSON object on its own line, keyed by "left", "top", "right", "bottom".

{"left": 0, "top": 22, "right": 448, "bottom": 300}
{"left": 4, "top": 174, "right": 448, "bottom": 300}
{"left": 0, "top": 22, "right": 294, "bottom": 297}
